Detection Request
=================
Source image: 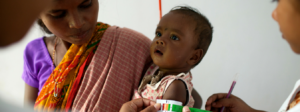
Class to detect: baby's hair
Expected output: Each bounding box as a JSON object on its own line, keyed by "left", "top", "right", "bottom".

{"left": 170, "top": 6, "right": 213, "bottom": 67}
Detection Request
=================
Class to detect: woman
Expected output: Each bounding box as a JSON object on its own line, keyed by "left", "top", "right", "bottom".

{"left": 21, "top": 0, "right": 201, "bottom": 111}
{"left": 22, "top": 0, "right": 151, "bottom": 111}
{"left": 205, "top": 0, "right": 300, "bottom": 112}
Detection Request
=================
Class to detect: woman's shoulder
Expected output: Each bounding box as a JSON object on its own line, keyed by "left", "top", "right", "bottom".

{"left": 22, "top": 37, "right": 53, "bottom": 89}
{"left": 23, "top": 36, "right": 53, "bottom": 74}
{"left": 24, "top": 37, "right": 51, "bottom": 62}
{"left": 25, "top": 37, "right": 45, "bottom": 52}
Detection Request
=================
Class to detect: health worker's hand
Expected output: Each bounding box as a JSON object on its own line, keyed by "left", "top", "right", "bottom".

{"left": 205, "top": 93, "right": 265, "bottom": 112}
{"left": 119, "top": 98, "right": 160, "bottom": 112}
{"left": 119, "top": 98, "right": 192, "bottom": 112}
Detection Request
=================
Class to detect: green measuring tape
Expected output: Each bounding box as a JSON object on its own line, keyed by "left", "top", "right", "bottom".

{"left": 171, "top": 104, "right": 211, "bottom": 112}
{"left": 160, "top": 103, "right": 211, "bottom": 112}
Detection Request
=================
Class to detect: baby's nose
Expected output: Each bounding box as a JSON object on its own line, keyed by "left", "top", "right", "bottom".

{"left": 156, "top": 39, "right": 165, "bottom": 46}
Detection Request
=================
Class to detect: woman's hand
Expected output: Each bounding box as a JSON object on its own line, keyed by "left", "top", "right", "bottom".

{"left": 205, "top": 93, "right": 265, "bottom": 112}
{"left": 119, "top": 98, "right": 160, "bottom": 112}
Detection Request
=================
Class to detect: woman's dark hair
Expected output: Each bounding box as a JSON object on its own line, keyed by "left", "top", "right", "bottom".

{"left": 37, "top": 19, "right": 52, "bottom": 34}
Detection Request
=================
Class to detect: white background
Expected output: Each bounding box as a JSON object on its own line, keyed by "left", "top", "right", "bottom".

{"left": 0, "top": 0, "right": 300, "bottom": 112}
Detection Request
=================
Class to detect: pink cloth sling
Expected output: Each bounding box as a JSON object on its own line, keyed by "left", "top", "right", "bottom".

{"left": 71, "top": 26, "right": 152, "bottom": 112}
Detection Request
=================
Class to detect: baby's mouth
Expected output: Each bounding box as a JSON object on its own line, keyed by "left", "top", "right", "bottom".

{"left": 155, "top": 49, "right": 163, "bottom": 55}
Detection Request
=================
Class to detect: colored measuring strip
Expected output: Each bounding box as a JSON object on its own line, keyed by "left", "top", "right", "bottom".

{"left": 161, "top": 104, "right": 211, "bottom": 112}
{"left": 162, "top": 103, "right": 170, "bottom": 111}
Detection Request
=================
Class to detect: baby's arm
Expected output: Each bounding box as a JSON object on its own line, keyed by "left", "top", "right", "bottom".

{"left": 162, "top": 80, "right": 187, "bottom": 105}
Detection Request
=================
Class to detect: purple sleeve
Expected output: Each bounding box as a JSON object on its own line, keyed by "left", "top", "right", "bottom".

{"left": 21, "top": 37, "right": 53, "bottom": 94}
{"left": 22, "top": 41, "right": 39, "bottom": 88}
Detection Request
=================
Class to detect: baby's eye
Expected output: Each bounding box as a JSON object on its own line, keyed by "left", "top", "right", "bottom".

{"left": 156, "top": 32, "right": 162, "bottom": 37}
{"left": 170, "top": 35, "right": 179, "bottom": 40}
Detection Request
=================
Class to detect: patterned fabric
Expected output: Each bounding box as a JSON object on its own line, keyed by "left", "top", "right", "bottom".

{"left": 65, "top": 49, "right": 96, "bottom": 111}
{"left": 71, "top": 26, "right": 152, "bottom": 112}
{"left": 289, "top": 90, "right": 300, "bottom": 110}
{"left": 34, "top": 23, "right": 110, "bottom": 112}
{"left": 278, "top": 79, "right": 300, "bottom": 112}
{"left": 134, "top": 64, "right": 195, "bottom": 107}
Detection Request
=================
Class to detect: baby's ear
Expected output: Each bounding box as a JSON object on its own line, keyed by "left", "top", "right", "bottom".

{"left": 188, "top": 49, "right": 203, "bottom": 66}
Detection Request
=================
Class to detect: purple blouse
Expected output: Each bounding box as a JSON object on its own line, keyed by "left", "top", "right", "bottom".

{"left": 22, "top": 37, "right": 53, "bottom": 95}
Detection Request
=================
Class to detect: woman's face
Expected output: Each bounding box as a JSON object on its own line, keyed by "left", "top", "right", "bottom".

{"left": 40, "top": 0, "right": 99, "bottom": 45}
{"left": 272, "top": 0, "right": 300, "bottom": 53}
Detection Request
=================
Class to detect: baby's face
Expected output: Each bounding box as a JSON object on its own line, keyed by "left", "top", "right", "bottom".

{"left": 150, "top": 12, "right": 198, "bottom": 70}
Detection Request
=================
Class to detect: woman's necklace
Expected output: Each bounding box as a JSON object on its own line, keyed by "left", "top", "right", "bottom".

{"left": 52, "top": 37, "right": 59, "bottom": 97}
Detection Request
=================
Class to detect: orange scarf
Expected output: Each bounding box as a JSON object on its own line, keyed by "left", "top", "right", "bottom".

{"left": 34, "top": 22, "right": 110, "bottom": 111}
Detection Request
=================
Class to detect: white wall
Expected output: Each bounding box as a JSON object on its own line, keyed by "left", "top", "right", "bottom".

{"left": 0, "top": 0, "right": 299, "bottom": 112}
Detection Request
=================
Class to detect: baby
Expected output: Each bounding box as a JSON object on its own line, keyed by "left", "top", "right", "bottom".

{"left": 134, "top": 6, "right": 213, "bottom": 107}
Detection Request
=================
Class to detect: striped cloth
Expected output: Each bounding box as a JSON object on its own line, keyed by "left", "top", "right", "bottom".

{"left": 71, "top": 26, "right": 152, "bottom": 112}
